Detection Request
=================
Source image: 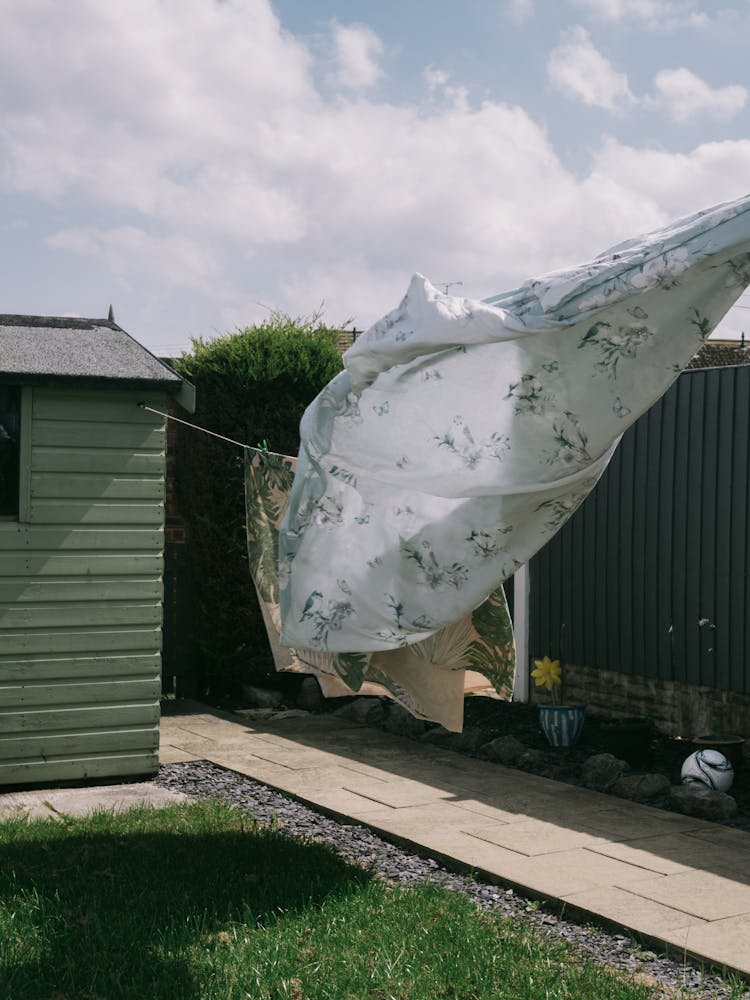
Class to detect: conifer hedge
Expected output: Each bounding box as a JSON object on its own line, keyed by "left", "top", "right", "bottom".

{"left": 172, "top": 315, "right": 346, "bottom": 697}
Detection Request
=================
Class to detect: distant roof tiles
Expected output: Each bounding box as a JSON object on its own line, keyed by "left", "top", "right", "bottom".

{"left": 688, "top": 338, "right": 750, "bottom": 370}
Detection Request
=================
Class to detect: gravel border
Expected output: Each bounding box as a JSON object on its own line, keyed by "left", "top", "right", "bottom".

{"left": 155, "top": 760, "right": 750, "bottom": 999}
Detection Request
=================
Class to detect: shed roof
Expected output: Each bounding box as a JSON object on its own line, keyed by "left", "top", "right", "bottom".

{"left": 0, "top": 313, "right": 195, "bottom": 410}
{"left": 0, "top": 314, "right": 181, "bottom": 382}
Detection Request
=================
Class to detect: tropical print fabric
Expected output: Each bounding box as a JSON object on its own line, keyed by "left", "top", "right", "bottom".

{"left": 278, "top": 194, "right": 750, "bottom": 678}
{"left": 244, "top": 450, "right": 515, "bottom": 731}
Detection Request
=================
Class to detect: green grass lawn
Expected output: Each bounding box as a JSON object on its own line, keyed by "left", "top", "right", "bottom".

{"left": 0, "top": 798, "right": 662, "bottom": 1000}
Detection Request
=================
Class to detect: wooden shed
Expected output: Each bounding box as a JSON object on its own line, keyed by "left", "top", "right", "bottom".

{"left": 0, "top": 314, "right": 195, "bottom": 786}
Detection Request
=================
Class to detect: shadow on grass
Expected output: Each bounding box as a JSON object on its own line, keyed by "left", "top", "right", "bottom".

{"left": 0, "top": 800, "right": 372, "bottom": 1000}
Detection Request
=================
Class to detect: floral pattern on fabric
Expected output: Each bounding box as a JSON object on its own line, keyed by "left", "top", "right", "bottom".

{"left": 244, "top": 451, "right": 516, "bottom": 732}
{"left": 278, "top": 194, "right": 750, "bottom": 689}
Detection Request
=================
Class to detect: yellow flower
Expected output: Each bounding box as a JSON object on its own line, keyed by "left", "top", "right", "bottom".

{"left": 531, "top": 656, "right": 562, "bottom": 692}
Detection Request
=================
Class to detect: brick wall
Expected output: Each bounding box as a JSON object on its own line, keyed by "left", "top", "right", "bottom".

{"left": 538, "top": 661, "right": 750, "bottom": 740}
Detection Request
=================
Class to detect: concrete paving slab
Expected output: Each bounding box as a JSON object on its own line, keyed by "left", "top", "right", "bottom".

{"left": 562, "top": 886, "right": 707, "bottom": 939}
{"left": 571, "top": 803, "right": 707, "bottom": 842}
{"left": 462, "top": 817, "right": 608, "bottom": 856}
{"left": 290, "top": 786, "right": 406, "bottom": 818}
{"left": 339, "top": 776, "right": 459, "bottom": 808}
{"left": 0, "top": 782, "right": 186, "bottom": 821}
{"left": 204, "top": 752, "right": 302, "bottom": 784}
{"left": 678, "top": 914, "right": 750, "bottom": 977}
{"left": 353, "top": 801, "right": 493, "bottom": 837}
{"left": 243, "top": 747, "right": 360, "bottom": 771}
{"left": 585, "top": 837, "right": 696, "bottom": 876}
{"left": 626, "top": 870, "right": 750, "bottom": 921}
{"left": 159, "top": 745, "right": 203, "bottom": 765}
{"left": 246, "top": 765, "right": 389, "bottom": 796}
{"left": 414, "top": 827, "right": 531, "bottom": 873}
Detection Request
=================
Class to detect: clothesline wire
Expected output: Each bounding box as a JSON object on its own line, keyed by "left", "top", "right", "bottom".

{"left": 136, "top": 403, "right": 289, "bottom": 458}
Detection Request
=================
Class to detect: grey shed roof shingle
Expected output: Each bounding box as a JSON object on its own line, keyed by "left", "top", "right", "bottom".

{"left": 0, "top": 314, "right": 183, "bottom": 383}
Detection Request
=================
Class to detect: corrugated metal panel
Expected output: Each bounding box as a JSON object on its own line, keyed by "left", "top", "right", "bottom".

{"left": 529, "top": 365, "right": 750, "bottom": 696}
{"left": 0, "top": 386, "right": 165, "bottom": 784}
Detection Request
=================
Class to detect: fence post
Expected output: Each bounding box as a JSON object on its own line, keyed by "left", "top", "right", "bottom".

{"left": 512, "top": 563, "right": 530, "bottom": 702}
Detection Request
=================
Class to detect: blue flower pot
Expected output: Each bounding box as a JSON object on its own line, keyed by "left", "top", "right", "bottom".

{"left": 539, "top": 705, "right": 586, "bottom": 748}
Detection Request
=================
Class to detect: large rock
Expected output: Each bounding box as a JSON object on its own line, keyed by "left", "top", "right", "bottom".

{"left": 516, "top": 748, "right": 549, "bottom": 771}
{"left": 581, "top": 753, "right": 630, "bottom": 791}
{"left": 383, "top": 703, "right": 429, "bottom": 738}
{"left": 669, "top": 783, "right": 738, "bottom": 821}
{"left": 241, "top": 684, "right": 284, "bottom": 709}
{"left": 481, "top": 735, "right": 527, "bottom": 765}
{"left": 420, "top": 725, "right": 487, "bottom": 753}
{"left": 332, "top": 697, "right": 385, "bottom": 726}
{"left": 611, "top": 772, "right": 671, "bottom": 803}
{"left": 296, "top": 676, "right": 324, "bottom": 712}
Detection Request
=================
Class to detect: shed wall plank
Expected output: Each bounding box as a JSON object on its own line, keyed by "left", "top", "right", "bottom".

{"left": 0, "top": 754, "right": 158, "bottom": 784}
{"left": 32, "top": 420, "right": 165, "bottom": 450}
{"left": 29, "top": 499, "right": 164, "bottom": 525}
{"left": 31, "top": 474, "right": 164, "bottom": 500}
{"left": 0, "top": 703, "right": 161, "bottom": 734}
{"left": 0, "top": 525, "right": 162, "bottom": 550}
{"left": 0, "top": 602, "right": 162, "bottom": 629}
{"left": 0, "top": 652, "right": 161, "bottom": 682}
{"left": 33, "top": 393, "right": 163, "bottom": 424}
{"left": 1, "top": 627, "right": 161, "bottom": 655}
{"left": 0, "top": 677, "right": 161, "bottom": 708}
{"left": 0, "top": 579, "right": 161, "bottom": 603}
{"left": 33, "top": 448, "right": 163, "bottom": 475}
{"left": 0, "top": 728, "right": 159, "bottom": 761}
{"left": 0, "top": 554, "right": 162, "bottom": 576}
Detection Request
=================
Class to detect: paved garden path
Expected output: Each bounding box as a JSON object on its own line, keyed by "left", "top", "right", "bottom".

{"left": 160, "top": 702, "right": 750, "bottom": 979}
{"left": 3, "top": 700, "right": 749, "bottom": 980}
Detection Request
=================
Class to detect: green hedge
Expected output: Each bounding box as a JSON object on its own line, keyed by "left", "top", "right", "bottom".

{"left": 172, "top": 315, "right": 346, "bottom": 697}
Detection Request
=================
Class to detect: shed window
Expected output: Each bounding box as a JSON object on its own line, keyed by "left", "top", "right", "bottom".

{"left": 0, "top": 386, "right": 20, "bottom": 518}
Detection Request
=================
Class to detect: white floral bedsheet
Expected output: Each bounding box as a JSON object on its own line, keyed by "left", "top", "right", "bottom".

{"left": 275, "top": 193, "right": 750, "bottom": 728}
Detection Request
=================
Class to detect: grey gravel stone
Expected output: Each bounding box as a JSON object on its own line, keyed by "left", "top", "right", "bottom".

{"left": 581, "top": 753, "right": 630, "bottom": 790}
{"left": 669, "top": 783, "right": 739, "bottom": 820}
{"left": 611, "top": 772, "right": 671, "bottom": 802}
{"left": 154, "top": 761, "right": 748, "bottom": 1000}
{"left": 481, "top": 734, "right": 527, "bottom": 765}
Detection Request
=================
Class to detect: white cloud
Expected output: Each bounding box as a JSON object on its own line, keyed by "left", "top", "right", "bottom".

{"left": 585, "top": 136, "right": 750, "bottom": 219}
{"left": 547, "top": 26, "right": 635, "bottom": 111}
{"left": 0, "top": 0, "right": 748, "bottom": 350}
{"left": 568, "top": 0, "right": 707, "bottom": 28}
{"left": 46, "top": 226, "right": 225, "bottom": 296}
{"left": 328, "top": 21, "right": 384, "bottom": 91}
{"left": 648, "top": 67, "right": 748, "bottom": 123}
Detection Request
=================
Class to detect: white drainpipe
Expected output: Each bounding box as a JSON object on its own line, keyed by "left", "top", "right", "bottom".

{"left": 512, "top": 563, "right": 530, "bottom": 702}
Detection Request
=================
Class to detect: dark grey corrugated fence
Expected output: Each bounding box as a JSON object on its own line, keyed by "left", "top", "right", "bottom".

{"left": 529, "top": 364, "right": 750, "bottom": 694}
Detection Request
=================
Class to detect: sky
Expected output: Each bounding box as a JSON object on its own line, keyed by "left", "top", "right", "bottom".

{"left": 1, "top": 0, "right": 749, "bottom": 355}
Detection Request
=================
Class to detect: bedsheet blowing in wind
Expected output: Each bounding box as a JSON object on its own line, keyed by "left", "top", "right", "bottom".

{"left": 248, "top": 194, "right": 750, "bottom": 732}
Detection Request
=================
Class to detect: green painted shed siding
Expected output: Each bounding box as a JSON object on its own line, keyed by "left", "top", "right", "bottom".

{"left": 0, "top": 386, "right": 167, "bottom": 785}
